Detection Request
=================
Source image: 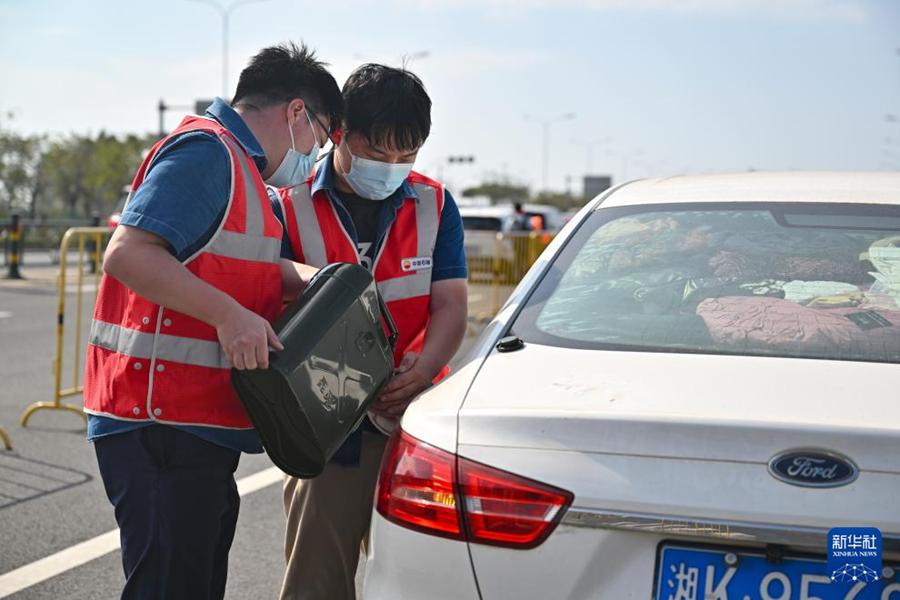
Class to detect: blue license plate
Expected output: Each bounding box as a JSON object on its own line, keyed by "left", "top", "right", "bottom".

{"left": 656, "top": 545, "right": 898, "bottom": 600}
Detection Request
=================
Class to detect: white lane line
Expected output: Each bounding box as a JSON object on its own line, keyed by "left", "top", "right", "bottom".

{"left": 0, "top": 311, "right": 11, "bottom": 319}
{"left": 0, "top": 466, "right": 283, "bottom": 598}
{"left": 236, "top": 465, "right": 283, "bottom": 496}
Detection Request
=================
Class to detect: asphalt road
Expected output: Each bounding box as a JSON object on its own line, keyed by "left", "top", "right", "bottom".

{"left": 0, "top": 255, "right": 490, "bottom": 600}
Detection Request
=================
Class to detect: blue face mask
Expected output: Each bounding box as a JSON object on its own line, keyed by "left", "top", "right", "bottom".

{"left": 343, "top": 149, "right": 414, "bottom": 200}
{"left": 265, "top": 111, "right": 320, "bottom": 188}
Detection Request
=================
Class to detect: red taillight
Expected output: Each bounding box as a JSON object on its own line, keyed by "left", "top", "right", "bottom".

{"left": 375, "top": 430, "right": 573, "bottom": 549}
{"left": 376, "top": 430, "right": 463, "bottom": 540}
{"left": 459, "top": 457, "right": 573, "bottom": 549}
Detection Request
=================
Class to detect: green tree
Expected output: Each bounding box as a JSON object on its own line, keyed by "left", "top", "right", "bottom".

{"left": 84, "top": 132, "right": 151, "bottom": 215}
{"left": 43, "top": 131, "right": 153, "bottom": 218}
{"left": 461, "top": 181, "right": 530, "bottom": 204}
{"left": 43, "top": 135, "right": 92, "bottom": 218}
{"left": 533, "top": 190, "right": 588, "bottom": 210}
{"left": 0, "top": 113, "right": 47, "bottom": 218}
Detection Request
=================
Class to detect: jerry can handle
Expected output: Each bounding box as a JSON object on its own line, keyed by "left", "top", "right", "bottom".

{"left": 377, "top": 291, "right": 399, "bottom": 350}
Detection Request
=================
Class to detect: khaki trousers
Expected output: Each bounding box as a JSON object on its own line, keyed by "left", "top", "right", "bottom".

{"left": 279, "top": 431, "right": 389, "bottom": 600}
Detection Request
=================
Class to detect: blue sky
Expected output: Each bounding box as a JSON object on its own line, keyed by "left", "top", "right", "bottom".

{"left": 1, "top": 0, "right": 898, "bottom": 194}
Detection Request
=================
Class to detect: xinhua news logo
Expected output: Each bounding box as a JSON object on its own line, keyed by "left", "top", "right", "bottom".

{"left": 828, "top": 527, "right": 882, "bottom": 587}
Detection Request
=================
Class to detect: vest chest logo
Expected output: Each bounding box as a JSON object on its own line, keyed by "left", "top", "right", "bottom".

{"left": 401, "top": 257, "right": 433, "bottom": 272}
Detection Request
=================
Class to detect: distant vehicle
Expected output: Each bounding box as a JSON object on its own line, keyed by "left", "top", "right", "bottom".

{"left": 459, "top": 203, "right": 564, "bottom": 234}
{"left": 460, "top": 204, "right": 562, "bottom": 282}
{"left": 562, "top": 208, "right": 579, "bottom": 224}
{"left": 459, "top": 204, "right": 558, "bottom": 282}
{"left": 365, "top": 172, "right": 900, "bottom": 600}
{"left": 459, "top": 205, "right": 517, "bottom": 234}
{"left": 520, "top": 203, "right": 564, "bottom": 231}
{"left": 107, "top": 187, "right": 130, "bottom": 229}
{"left": 459, "top": 206, "right": 518, "bottom": 273}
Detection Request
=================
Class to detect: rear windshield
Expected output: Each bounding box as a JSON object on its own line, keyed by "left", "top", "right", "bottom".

{"left": 463, "top": 216, "right": 504, "bottom": 231}
{"left": 511, "top": 203, "right": 900, "bottom": 364}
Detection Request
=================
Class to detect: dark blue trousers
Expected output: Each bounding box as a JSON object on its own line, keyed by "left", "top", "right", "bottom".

{"left": 94, "top": 425, "right": 241, "bottom": 600}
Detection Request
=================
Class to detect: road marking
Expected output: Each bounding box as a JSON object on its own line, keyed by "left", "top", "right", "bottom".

{"left": 235, "top": 465, "right": 283, "bottom": 496}
{"left": 0, "top": 466, "right": 283, "bottom": 598}
{"left": 0, "top": 311, "right": 10, "bottom": 319}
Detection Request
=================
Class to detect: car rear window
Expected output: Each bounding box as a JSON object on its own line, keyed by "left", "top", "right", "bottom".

{"left": 511, "top": 203, "right": 900, "bottom": 364}
{"left": 463, "top": 216, "right": 503, "bottom": 231}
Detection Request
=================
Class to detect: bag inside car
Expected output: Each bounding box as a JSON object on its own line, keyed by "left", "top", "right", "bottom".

{"left": 530, "top": 206, "right": 900, "bottom": 363}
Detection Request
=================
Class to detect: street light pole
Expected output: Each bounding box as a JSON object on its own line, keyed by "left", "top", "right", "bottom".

{"left": 157, "top": 99, "right": 194, "bottom": 138}
{"left": 186, "top": 0, "right": 272, "bottom": 98}
{"left": 524, "top": 112, "right": 575, "bottom": 192}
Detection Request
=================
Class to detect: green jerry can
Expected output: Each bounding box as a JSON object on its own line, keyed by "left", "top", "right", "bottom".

{"left": 231, "top": 263, "right": 397, "bottom": 478}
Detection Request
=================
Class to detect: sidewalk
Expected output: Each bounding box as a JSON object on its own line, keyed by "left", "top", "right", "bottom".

{"left": 1, "top": 252, "right": 100, "bottom": 292}
{"left": 0, "top": 265, "right": 60, "bottom": 289}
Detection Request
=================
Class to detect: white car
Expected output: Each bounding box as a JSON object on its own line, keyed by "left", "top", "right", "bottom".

{"left": 461, "top": 204, "right": 562, "bottom": 283}
{"left": 365, "top": 172, "right": 900, "bottom": 600}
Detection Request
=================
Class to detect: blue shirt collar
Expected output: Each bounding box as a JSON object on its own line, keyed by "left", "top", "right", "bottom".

{"left": 311, "top": 153, "right": 417, "bottom": 208}
{"left": 205, "top": 97, "right": 268, "bottom": 173}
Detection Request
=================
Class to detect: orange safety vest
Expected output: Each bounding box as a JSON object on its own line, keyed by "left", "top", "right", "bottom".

{"left": 275, "top": 171, "right": 445, "bottom": 370}
{"left": 83, "top": 116, "right": 284, "bottom": 429}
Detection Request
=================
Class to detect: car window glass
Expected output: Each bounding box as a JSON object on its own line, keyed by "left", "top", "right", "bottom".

{"left": 513, "top": 204, "right": 900, "bottom": 364}
{"left": 463, "top": 217, "right": 504, "bottom": 232}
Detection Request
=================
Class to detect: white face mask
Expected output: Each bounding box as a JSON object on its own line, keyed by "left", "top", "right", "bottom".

{"left": 343, "top": 148, "right": 414, "bottom": 200}
{"left": 265, "top": 110, "right": 320, "bottom": 188}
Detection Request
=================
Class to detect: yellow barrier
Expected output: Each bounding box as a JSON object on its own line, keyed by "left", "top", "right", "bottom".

{"left": 20, "top": 227, "right": 111, "bottom": 428}
{"left": 0, "top": 427, "right": 10, "bottom": 450}
{"left": 4, "top": 214, "right": 24, "bottom": 280}
{"left": 466, "top": 231, "right": 554, "bottom": 324}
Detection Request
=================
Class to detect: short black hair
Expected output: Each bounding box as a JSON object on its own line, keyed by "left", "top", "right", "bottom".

{"left": 342, "top": 64, "right": 431, "bottom": 152}
{"left": 233, "top": 42, "right": 342, "bottom": 136}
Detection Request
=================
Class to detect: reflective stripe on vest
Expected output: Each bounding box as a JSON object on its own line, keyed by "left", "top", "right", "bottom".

{"left": 90, "top": 320, "right": 230, "bottom": 370}
{"left": 375, "top": 182, "right": 440, "bottom": 302}
{"left": 203, "top": 133, "right": 281, "bottom": 264}
{"left": 377, "top": 273, "right": 432, "bottom": 302}
{"left": 282, "top": 181, "right": 440, "bottom": 304}
{"left": 286, "top": 183, "right": 329, "bottom": 266}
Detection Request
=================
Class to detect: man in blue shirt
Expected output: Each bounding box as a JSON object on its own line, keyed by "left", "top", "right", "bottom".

{"left": 275, "top": 64, "right": 468, "bottom": 600}
{"left": 89, "top": 43, "right": 341, "bottom": 599}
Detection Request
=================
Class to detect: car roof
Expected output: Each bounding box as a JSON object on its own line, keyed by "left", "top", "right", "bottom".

{"left": 596, "top": 171, "right": 900, "bottom": 209}
{"left": 458, "top": 206, "right": 515, "bottom": 217}
{"left": 521, "top": 203, "right": 560, "bottom": 214}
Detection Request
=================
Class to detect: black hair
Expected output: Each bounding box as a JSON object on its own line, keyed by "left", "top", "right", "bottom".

{"left": 232, "top": 42, "right": 342, "bottom": 136}
{"left": 342, "top": 63, "right": 431, "bottom": 152}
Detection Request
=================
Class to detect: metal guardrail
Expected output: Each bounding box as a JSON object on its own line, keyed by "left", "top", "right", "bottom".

{"left": 3, "top": 216, "right": 101, "bottom": 267}
{"left": 466, "top": 231, "right": 554, "bottom": 323}
{"left": 20, "top": 227, "right": 111, "bottom": 428}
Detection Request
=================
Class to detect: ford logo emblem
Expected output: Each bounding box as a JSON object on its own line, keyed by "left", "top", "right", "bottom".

{"left": 768, "top": 449, "right": 858, "bottom": 488}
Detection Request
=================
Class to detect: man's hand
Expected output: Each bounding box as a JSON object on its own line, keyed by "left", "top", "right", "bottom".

{"left": 214, "top": 304, "right": 284, "bottom": 370}
{"left": 368, "top": 279, "right": 467, "bottom": 420}
{"left": 371, "top": 352, "right": 436, "bottom": 417}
